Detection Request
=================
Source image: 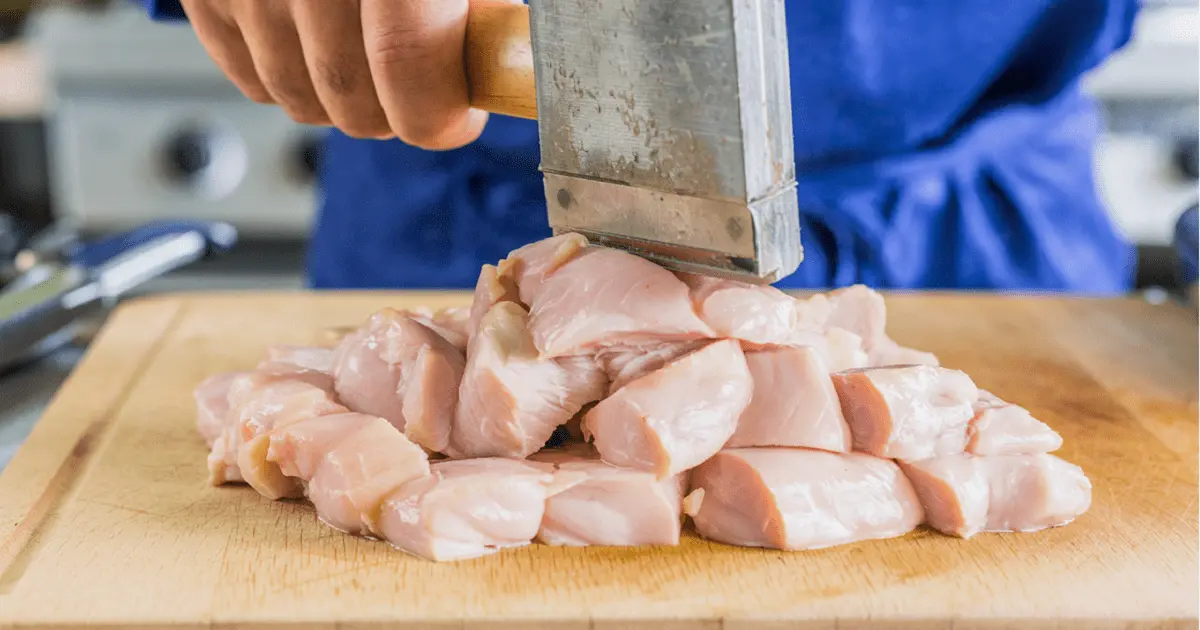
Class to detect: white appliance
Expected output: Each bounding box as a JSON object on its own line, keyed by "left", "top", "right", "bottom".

{"left": 29, "top": 3, "right": 322, "bottom": 238}
{"left": 1085, "top": 2, "right": 1199, "bottom": 247}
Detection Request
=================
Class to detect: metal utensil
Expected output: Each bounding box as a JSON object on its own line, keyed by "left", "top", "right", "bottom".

{"left": 0, "top": 221, "right": 237, "bottom": 373}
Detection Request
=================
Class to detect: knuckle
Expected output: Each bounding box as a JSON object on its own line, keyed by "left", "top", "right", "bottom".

{"left": 368, "top": 24, "right": 446, "bottom": 67}
{"left": 314, "top": 54, "right": 359, "bottom": 97}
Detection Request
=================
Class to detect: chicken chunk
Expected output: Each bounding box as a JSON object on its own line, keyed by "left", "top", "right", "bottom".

{"left": 499, "top": 232, "right": 590, "bottom": 306}
{"left": 899, "top": 453, "right": 1091, "bottom": 538}
{"left": 677, "top": 273, "right": 807, "bottom": 347}
{"left": 688, "top": 448, "right": 924, "bottom": 550}
{"left": 207, "top": 372, "right": 346, "bottom": 493}
{"left": 268, "top": 412, "right": 376, "bottom": 481}
{"left": 233, "top": 379, "right": 349, "bottom": 499}
{"left": 261, "top": 345, "right": 335, "bottom": 373}
{"left": 595, "top": 340, "right": 709, "bottom": 394}
{"left": 726, "top": 346, "right": 851, "bottom": 452}
{"left": 306, "top": 415, "right": 431, "bottom": 535}
{"left": 584, "top": 339, "right": 753, "bottom": 478}
{"left": 530, "top": 446, "right": 687, "bottom": 547}
{"left": 966, "top": 391, "right": 1063, "bottom": 455}
{"left": 194, "top": 371, "right": 246, "bottom": 447}
{"left": 467, "top": 264, "right": 520, "bottom": 342}
{"left": 833, "top": 365, "right": 979, "bottom": 460}
{"left": 450, "top": 301, "right": 605, "bottom": 459}
{"left": 375, "top": 458, "right": 557, "bottom": 561}
{"left": 528, "top": 247, "right": 714, "bottom": 357}
{"left": 331, "top": 309, "right": 465, "bottom": 452}
{"left": 401, "top": 307, "right": 471, "bottom": 352}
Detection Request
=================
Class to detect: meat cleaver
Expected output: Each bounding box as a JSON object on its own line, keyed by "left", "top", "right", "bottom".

{"left": 464, "top": 0, "right": 801, "bottom": 284}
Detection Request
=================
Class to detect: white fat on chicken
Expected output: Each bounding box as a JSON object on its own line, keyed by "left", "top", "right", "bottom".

{"left": 376, "top": 458, "right": 559, "bottom": 562}
{"left": 832, "top": 365, "right": 979, "bottom": 461}
{"left": 584, "top": 339, "right": 753, "bottom": 478}
{"left": 726, "top": 346, "right": 851, "bottom": 452}
{"left": 899, "top": 453, "right": 1091, "bottom": 538}
{"left": 966, "top": 391, "right": 1063, "bottom": 455}
{"left": 528, "top": 247, "right": 714, "bottom": 358}
{"left": 687, "top": 448, "right": 924, "bottom": 551}
{"left": 450, "top": 301, "right": 605, "bottom": 459}
{"left": 530, "top": 445, "right": 687, "bottom": 547}
{"left": 331, "top": 309, "right": 465, "bottom": 453}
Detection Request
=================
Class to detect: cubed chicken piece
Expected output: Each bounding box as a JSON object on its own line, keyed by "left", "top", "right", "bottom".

{"left": 899, "top": 453, "right": 1091, "bottom": 538}
{"left": 467, "top": 264, "right": 520, "bottom": 342}
{"left": 530, "top": 446, "right": 687, "bottom": 547}
{"left": 528, "top": 247, "right": 714, "bottom": 358}
{"left": 306, "top": 415, "right": 431, "bottom": 535}
{"left": 584, "top": 339, "right": 752, "bottom": 478}
{"left": 832, "top": 365, "right": 979, "bottom": 461}
{"left": 450, "top": 301, "right": 605, "bottom": 459}
{"left": 331, "top": 309, "right": 465, "bottom": 452}
{"left": 194, "top": 371, "right": 247, "bottom": 447}
{"left": 726, "top": 346, "right": 851, "bottom": 452}
{"left": 267, "top": 412, "right": 375, "bottom": 480}
{"left": 966, "top": 391, "right": 1063, "bottom": 455}
{"left": 687, "top": 448, "right": 924, "bottom": 550}
{"left": 375, "top": 458, "right": 556, "bottom": 562}
{"left": 233, "top": 379, "right": 349, "bottom": 499}
{"left": 595, "top": 340, "right": 709, "bottom": 394}
{"left": 677, "top": 273, "right": 807, "bottom": 347}
{"left": 207, "top": 373, "right": 346, "bottom": 493}
{"left": 499, "top": 232, "right": 590, "bottom": 306}
{"left": 822, "top": 328, "right": 871, "bottom": 372}
{"left": 819, "top": 285, "right": 939, "bottom": 367}
{"left": 400, "top": 307, "right": 471, "bottom": 352}
{"left": 261, "top": 345, "right": 335, "bottom": 373}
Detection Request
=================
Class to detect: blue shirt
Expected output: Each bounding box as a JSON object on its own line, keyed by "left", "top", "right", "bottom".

{"left": 141, "top": 0, "right": 1139, "bottom": 293}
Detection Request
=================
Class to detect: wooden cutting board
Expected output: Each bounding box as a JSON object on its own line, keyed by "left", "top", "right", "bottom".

{"left": 0, "top": 292, "right": 1196, "bottom": 629}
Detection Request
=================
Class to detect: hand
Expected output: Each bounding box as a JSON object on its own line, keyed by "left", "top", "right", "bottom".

{"left": 180, "top": 0, "right": 489, "bottom": 149}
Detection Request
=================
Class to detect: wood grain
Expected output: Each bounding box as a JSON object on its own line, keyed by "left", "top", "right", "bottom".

{"left": 465, "top": 1, "right": 537, "bottom": 120}
{"left": 0, "top": 292, "right": 1195, "bottom": 629}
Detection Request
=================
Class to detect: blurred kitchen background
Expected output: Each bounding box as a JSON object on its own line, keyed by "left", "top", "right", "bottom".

{"left": 0, "top": 0, "right": 1197, "bottom": 464}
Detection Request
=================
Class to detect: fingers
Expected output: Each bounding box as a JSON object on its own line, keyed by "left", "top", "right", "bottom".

{"left": 362, "top": 0, "right": 488, "bottom": 150}
{"left": 180, "top": 0, "right": 273, "bottom": 104}
{"left": 238, "top": 0, "right": 331, "bottom": 126}
{"left": 291, "top": 0, "right": 392, "bottom": 139}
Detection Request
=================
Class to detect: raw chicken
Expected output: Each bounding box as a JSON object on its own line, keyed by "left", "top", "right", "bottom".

{"left": 595, "top": 340, "right": 709, "bottom": 394}
{"left": 677, "top": 273, "right": 807, "bottom": 347}
{"left": 499, "top": 232, "right": 589, "bottom": 306}
{"left": 966, "top": 391, "right": 1063, "bottom": 455}
{"left": 584, "top": 339, "right": 753, "bottom": 478}
{"left": 899, "top": 453, "right": 1091, "bottom": 538}
{"left": 207, "top": 371, "right": 345, "bottom": 492}
{"left": 688, "top": 448, "right": 924, "bottom": 550}
{"left": 449, "top": 301, "right": 605, "bottom": 459}
{"left": 331, "top": 309, "right": 465, "bottom": 452}
{"left": 530, "top": 446, "right": 687, "bottom": 547}
{"left": 726, "top": 346, "right": 851, "bottom": 452}
{"left": 375, "top": 458, "right": 557, "bottom": 561}
{"left": 832, "top": 365, "right": 979, "bottom": 460}
{"left": 467, "top": 264, "right": 519, "bottom": 341}
{"left": 232, "top": 378, "right": 349, "bottom": 499}
{"left": 194, "top": 371, "right": 246, "bottom": 447}
{"left": 819, "top": 285, "right": 938, "bottom": 367}
{"left": 528, "top": 247, "right": 714, "bottom": 357}
{"left": 268, "top": 412, "right": 375, "bottom": 480}
{"left": 260, "top": 345, "right": 335, "bottom": 373}
{"left": 401, "top": 307, "right": 471, "bottom": 352}
{"left": 306, "top": 415, "right": 431, "bottom": 535}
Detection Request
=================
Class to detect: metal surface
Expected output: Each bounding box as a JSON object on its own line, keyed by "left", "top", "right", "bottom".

{"left": 0, "top": 221, "right": 236, "bottom": 372}
{"left": 528, "top": 0, "right": 801, "bottom": 283}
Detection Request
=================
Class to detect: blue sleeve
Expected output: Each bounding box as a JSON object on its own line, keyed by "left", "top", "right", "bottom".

{"left": 133, "top": 0, "right": 187, "bottom": 21}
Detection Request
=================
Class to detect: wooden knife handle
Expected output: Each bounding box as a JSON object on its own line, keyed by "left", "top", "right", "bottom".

{"left": 464, "top": 1, "right": 538, "bottom": 120}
